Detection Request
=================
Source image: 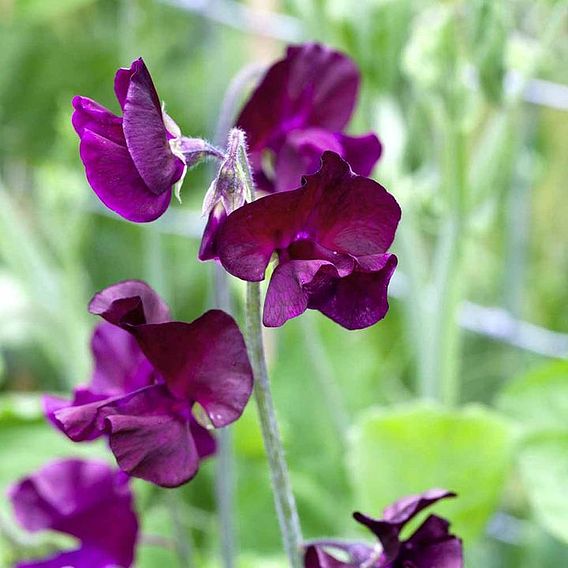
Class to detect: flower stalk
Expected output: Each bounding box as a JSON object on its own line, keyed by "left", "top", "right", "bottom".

{"left": 245, "top": 280, "right": 303, "bottom": 567}
{"left": 236, "top": 131, "right": 303, "bottom": 567}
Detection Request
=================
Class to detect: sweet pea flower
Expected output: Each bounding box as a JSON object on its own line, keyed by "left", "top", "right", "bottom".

{"left": 46, "top": 280, "right": 253, "bottom": 488}
{"left": 45, "top": 321, "right": 216, "bottom": 459}
{"left": 236, "top": 43, "right": 382, "bottom": 194}
{"left": 8, "top": 459, "right": 138, "bottom": 568}
{"left": 73, "top": 58, "right": 222, "bottom": 222}
{"left": 304, "top": 489, "right": 463, "bottom": 568}
{"left": 217, "top": 152, "right": 401, "bottom": 330}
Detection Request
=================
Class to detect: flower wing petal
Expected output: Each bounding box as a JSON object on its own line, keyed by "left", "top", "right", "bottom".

{"left": 102, "top": 385, "right": 199, "bottom": 488}
{"left": 132, "top": 312, "right": 253, "bottom": 428}
{"left": 79, "top": 129, "right": 171, "bottom": 222}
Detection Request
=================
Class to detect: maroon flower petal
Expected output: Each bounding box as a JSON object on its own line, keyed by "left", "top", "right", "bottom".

{"left": 237, "top": 43, "right": 359, "bottom": 153}
{"left": 52, "top": 395, "right": 119, "bottom": 442}
{"left": 8, "top": 459, "right": 138, "bottom": 568}
{"left": 218, "top": 152, "right": 400, "bottom": 279}
{"left": 218, "top": 188, "right": 308, "bottom": 281}
{"left": 102, "top": 385, "right": 199, "bottom": 488}
{"left": 303, "top": 152, "right": 401, "bottom": 256}
{"left": 336, "top": 132, "right": 382, "bottom": 178}
{"left": 90, "top": 322, "right": 155, "bottom": 395}
{"left": 274, "top": 128, "right": 343, "bottom": 193}
{"left": 78, "top": 128, "right": 172, "bottom": 222}
{"left": 304, "top": 546, "right": 351, "bottom": 568}
{"left": 88, "top": 280, "right": 171, "bottom": 327}
{"left": 190, "top": 415, "right": 217, "bottom": 460}
{"left": 132, "top": 311, "right": 253, "bottom": 428}
{"left": 310, "top": 255, "right": 398, "bottom": 331}
{"left": 353, "top": 489, "right": 457, "bottom": 561}
{"left": 71, "top": 96, "right": 124, "bottom": 146}
{"left": 263, "top": 259, "right": 332, "bottom": 327}
{"left": 401, "top": 515, "right": 463, "bottom": 568}
{"left": 122, "top": 58, "right": 184, "bottom": 195}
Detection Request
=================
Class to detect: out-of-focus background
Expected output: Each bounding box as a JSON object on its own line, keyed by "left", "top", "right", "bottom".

{"left": 0, "top": 0, "right": 567, "bottom": 566}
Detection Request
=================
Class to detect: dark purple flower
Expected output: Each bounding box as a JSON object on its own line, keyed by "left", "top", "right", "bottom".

{"left": 8, "top": 458, "right": 138, "bottom": 568}
{"left": 236, "top": 43, "right": 382, "bottom": 194}
{"left": 47, "top": 280, "right": 253, "bottom": 488}
{"left": 304, "top": 489, "right": 463, "bottom": 568}
{"left": 217, "top": 151, "right": 400, "bottom": 330}
{"left": 73, "top": 58, "right": 222, "bottom": 222}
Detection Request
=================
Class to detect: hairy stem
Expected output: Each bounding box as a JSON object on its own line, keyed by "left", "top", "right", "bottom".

{"left": 235, "top": 131, "right": 303, "bottom": 566}
{"left": 246, "top": 281, "right": 303, "bottom": 567}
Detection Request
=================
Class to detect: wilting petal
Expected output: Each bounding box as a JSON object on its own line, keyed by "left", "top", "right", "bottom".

{"left": 132, "top": 311, "right": 253, "bottom": 428}
{"left": 263, "top": 259, "right": 331, "bottom": 327}
{"left": 336, "top": 132, "right": 382, "bottom": 178}
{"left": 9, "top": 459, "right": 137, "bottom": 568}
{"left": 303, "top": 152, "right": 401, "bottom": 256}
{"left": 401, "top": 515, "right": 463, "bottom": 568}
{"left": 354, "top": 489, "right": 456, "bottom": 561}
{"left": 122, "top": 58, "right": 185, "bottom": 195}
{"left": 102, "top": 385, "right": 199, "bottom": 488}
{"left": 310, "top": 255, "right": 398, "bottom": 331}
{"left": 90, "top": 322, "right": 155, "bottom": 395}
{"left": 88, "top": 279, "right": 171, "bottom": 327}
{"left": 237, "top": 44, "right": 359, "bottom": 153}
{"left": 72, "top": 96, "right": 124, "bottom": 145}
{"left": 79, "top": 129, "right": 172, "bottom": 222}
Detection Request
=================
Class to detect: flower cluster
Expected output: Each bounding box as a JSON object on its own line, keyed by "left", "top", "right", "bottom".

{"left": 46, "top": 280, "right": 252, "bottom": 487}
{"left": 9, "top": 459, "right": 138, "bottom": 568}
{"left": 3, "top": 41, "right": 466, "bottom": 568}
{"left": 305, "top": 489, "right": 463, "bottom": 567}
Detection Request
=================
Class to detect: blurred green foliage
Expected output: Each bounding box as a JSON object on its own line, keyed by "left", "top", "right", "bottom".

{"left": 0, "top": 0, "right": 567, "bottom": 566}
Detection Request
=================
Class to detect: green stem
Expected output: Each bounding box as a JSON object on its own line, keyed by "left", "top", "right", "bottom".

{"left": 236, "top": 132, "right": 303, "bottom": 566}
{"left": 423, "top": 101, "right": 466, "bottom": 405}
{"left": 246, "top": 281, "right": 303, "bottom": 567}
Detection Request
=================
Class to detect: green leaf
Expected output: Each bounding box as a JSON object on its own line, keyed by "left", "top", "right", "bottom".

{"left": 518, "top": 432, "right": 568, "bottom": 543}
{"left": 348, "top": 402, "right": 516, "bottom": 541}
{"left": 497, "top": 360, "right": 568, "bottom": 434}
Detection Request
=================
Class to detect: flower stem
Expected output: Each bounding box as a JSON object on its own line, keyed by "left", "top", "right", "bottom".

{"left": 234, "top": 130, "right": 303, "bottom": 566}
{"left": 245, "top": 281, "right": 303, "bottom": 567}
